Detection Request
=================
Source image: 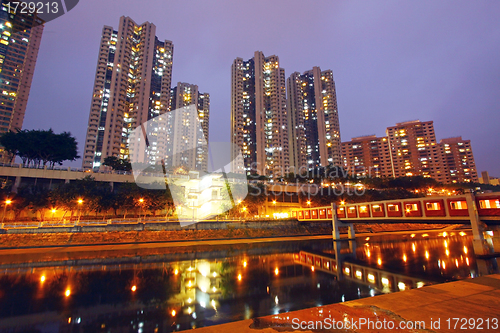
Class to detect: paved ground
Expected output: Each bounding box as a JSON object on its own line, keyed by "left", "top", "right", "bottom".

{"left": 187, "top": 274, "right": 500, "bottom": 332}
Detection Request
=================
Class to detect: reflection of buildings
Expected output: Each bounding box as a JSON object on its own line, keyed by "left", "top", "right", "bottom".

{"left": 0, "top": 3, "right": 43, "bottom": 160}
{"left": 0, "top": 235, "right": 491, "bottom": 331}
{"left": 83, "top": 16, "right": 174, "bottom": 170}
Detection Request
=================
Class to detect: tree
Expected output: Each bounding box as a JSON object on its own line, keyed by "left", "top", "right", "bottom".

{"left": 102, "top": 156, "right": 132, "bottom": 172}
{"left": 0, "top": 129, "right": 80, "bottom": 167}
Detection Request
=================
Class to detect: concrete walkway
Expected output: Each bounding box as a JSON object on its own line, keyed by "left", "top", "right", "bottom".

{"left": 188, "top": 274, "right": 500, "bottom": 332}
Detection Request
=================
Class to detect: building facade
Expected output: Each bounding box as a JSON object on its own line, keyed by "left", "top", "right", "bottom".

{"left": 83, "top": 16, "right": 173, "bottom": 171}
{"left": 287, "top": 67, "right": 341, "bottom": 173}
{"left": 0, "top": 2, "right": 43, "bottom": 159}
{"left": 170, "top": 82, "right": 210, "bottom": 171}
{"left": 231, "top": 51, "right": 289, "bottom": 178}
{"left": 341, "top": 120, "right": 479, "bottom": 184}
{"left": 386, "top": 120, "right": 445, "bottom": 181}
{"left": 341, "top": 135, "right": 392, "bottom": 178}
{"left": 439, "top": 137, "right": 478, "bottom": 183}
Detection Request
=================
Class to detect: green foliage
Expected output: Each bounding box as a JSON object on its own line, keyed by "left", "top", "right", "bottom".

{"left": 0, "top": 129, "right": 79, "bottom": 167}
{"left": 102, "top": 156, "right": 132, "bottom": 171}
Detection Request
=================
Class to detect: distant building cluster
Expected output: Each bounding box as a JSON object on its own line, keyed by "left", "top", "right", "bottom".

{"left": 0, "top": 11, "right": 486, "bottom": 184}
{"left": 341, "top": 120, "right": 479, "bottom": 183}
{"left": 82, "top": 16, "right": 210, "bottom": 172}
{"left": 231, "top": 51, "right": 341, "bottom": 179}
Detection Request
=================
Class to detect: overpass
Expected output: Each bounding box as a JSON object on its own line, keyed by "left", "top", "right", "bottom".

{"left": 293, "top": 192, "right": 500, "bottom": 256}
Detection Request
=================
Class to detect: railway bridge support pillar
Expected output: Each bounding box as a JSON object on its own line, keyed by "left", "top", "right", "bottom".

{"left": 466, "top": 192, "right": 493, "bottom": 256}
{"left": 332, "top": 203, "right": 355, "bottom": 241}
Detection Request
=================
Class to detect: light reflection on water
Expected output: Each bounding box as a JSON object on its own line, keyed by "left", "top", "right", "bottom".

{"left": 0, "top": 231, "right": 497, "bottom": 332}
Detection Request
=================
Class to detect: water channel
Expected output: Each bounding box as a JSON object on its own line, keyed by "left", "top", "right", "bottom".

{"left": 0, "top": 230, "right": 498, "bottom": 332}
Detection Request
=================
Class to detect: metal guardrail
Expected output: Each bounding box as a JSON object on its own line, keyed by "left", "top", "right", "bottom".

{"left": 0, "top": 216, "right": 299, "bottom": 230}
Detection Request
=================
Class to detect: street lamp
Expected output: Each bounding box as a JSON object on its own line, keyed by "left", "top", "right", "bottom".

{"left": 138, "top": 198, "right": 144, "bottom": 219}
{"left": 306, "top": 200, "right": 311, "bottom": 206}
{"left": 51, "top": 208, "right": 56, "bottom": 220}
{"left": 77, "top": 199, "right": 83, "bottom": 222}
{"left": 2, "top": 199, "right": 12, "bottom": 223}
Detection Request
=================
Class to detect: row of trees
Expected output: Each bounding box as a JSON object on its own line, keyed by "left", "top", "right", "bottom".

{"left": 0, "top": 129, "right": 79, "bottom": 168}
{"left": 5, "top": 176, "right": 176, "bottom": 221}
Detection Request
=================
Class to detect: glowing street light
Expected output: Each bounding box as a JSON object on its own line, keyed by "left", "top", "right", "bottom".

{"left": 2, "top": 199, "right": 12, "bottom": 223}
{"left": 138, "top": 198, "right": 144, "bottom": 219}
{"left": 340, "top": 201, "right": 346, "bottom": 206}
{"left": 306, "top": 200, "right": 311, "bottom": 206}
{"left": 77, "top": 198, "right": 83, "bottom": 222}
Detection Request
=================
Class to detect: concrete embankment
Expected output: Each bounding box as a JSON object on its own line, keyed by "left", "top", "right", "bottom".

{"left": 187, "top": 274, "right": 500, "bottom": 333}
{"left": 0, "top": 221, "right": 457, "bottom": 250}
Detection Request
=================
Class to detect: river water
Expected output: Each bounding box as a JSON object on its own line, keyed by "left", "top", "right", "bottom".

{"left": 0, "top": 230, "right": 498, "bottom": 332}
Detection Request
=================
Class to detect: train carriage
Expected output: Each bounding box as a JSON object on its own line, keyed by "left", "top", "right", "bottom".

{"left": 387, "top": 202, "right": 403, "bottom": 217}
{"left": 358, "top": 204, "right": 371, "bottom": 218}
{"left": 447, "top": 198, "right": 469, "bottom": 216}
{"left": 371, "top": 204, "right": 385, "bottom": 217}
{"left": 347, "top": 206, "right": 358, "bottom": 218}
{"left": 404, "top": 201, "right": 423, "bottom": 217}
{"left": 476, "top": 195, "right": 500, "bottom": 217}
{"left": 423, "top": 199, "right": 446, "bottom": 217}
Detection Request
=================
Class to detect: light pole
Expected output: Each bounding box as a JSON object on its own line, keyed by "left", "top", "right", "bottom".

{"left": 2, "top": 199, "right": 12, "bottom": 223}
{"left": 77, "top": 198, "right": 83, "bottom": 222}
{"left": 138, "top": 198, "right": 144, "bottom": 219}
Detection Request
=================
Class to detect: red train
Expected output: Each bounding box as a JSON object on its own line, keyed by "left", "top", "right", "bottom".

{"left": 292, "top": 194, "right": 500, "bottom": 220}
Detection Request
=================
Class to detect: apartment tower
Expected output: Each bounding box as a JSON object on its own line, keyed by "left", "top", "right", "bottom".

{"left": 287, "top": 67, "right": 341, "bottom": 173}
{"left": 231, "top": 51, "right": 288, "bottom": 177}
{"left": 170, "top": 82, "right": 210, "bottom": 171}
{"left": 439, "top": 137, "right": 478, "bottom": 183}
{"left": 83, "top": 16, "right": 173, "bottom": 170}
{"left": 341, "top": 135, "right": 392, "bottom": 178}
{"left": 0, "top": 2, "right": 43, "bottom": 159}
{"left": 386, "top": 120, "right": 445, "bottom": 181}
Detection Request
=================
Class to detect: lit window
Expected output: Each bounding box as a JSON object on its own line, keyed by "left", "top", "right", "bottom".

{"left": 426, "top": 202, "right": 440, "bottom": 210}
{"left": 405, "top": 203, "right": 419, "bottom": 211}
{"left": 450, "top": 201, "right": 467, "bottom": 210}
{"left": 479, "top": 200, "right": 500, "bottom": 209}
{"left": 387, "top": 204, "right": 399, "bottom": 212}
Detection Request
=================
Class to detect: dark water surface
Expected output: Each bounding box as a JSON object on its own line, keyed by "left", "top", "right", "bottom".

{"left": 0, "top": 230, "right": 498, "bottom": 332}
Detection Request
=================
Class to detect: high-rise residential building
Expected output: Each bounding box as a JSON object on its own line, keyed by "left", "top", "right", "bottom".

{"left": 170, "top": 82, "right": 210, "bottom": 171}
{"left": 341, "top": 135, "right": 392, "bottom": 178}
{"left": 439, "top": 137, "right": 478, "bottom": 183}
{"left": 231, "top": 51, "right": 289, "bottom": 178}
{"left": 83, "top": 16, "right": 173, "bottom": 171}
{"left": 386, "top": 120, "right": 445, "bottom": 181}
{"left": 287, "top": 67, "right": 341, "bottom": 173}
{"left": 0, "top": 2, "right": 43, "bottom": 159}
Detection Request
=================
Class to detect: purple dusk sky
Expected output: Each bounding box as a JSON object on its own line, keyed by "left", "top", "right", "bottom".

{"left": 23, "top": 0, "right": 500, "bottom": 176}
